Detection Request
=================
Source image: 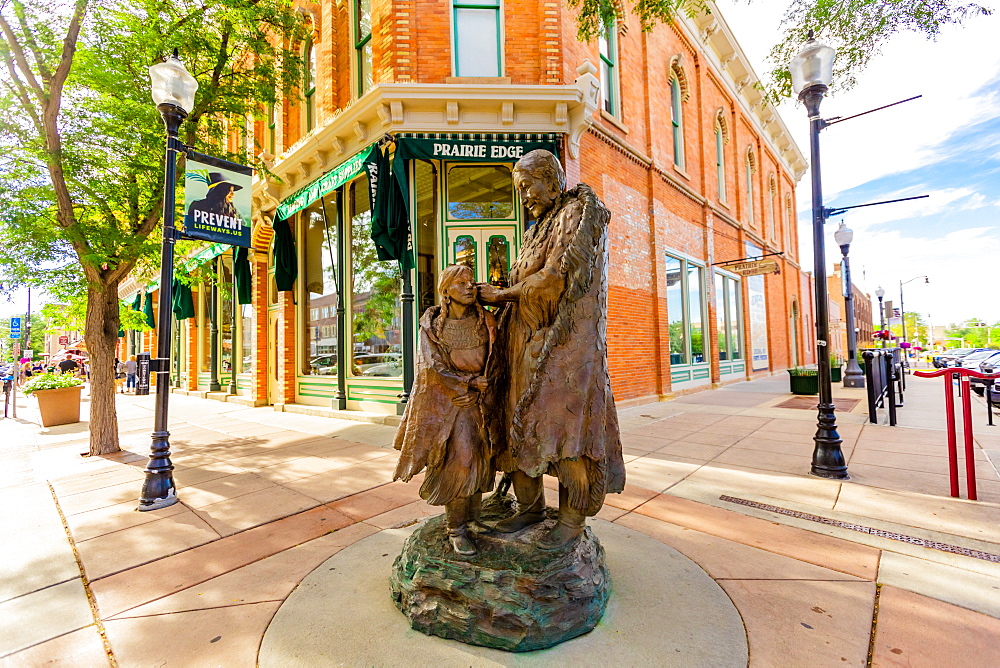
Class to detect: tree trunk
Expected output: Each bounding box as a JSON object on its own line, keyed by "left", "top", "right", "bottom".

{"left": 86, "top": 279, "right": 121, "bottom": 456}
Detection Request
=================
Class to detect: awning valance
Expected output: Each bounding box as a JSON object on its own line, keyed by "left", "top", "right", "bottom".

{"left": 277, "top": 141, "right": 378, "bottom": 220}
{"left": 394, "top": 132, "right": 561, "bottom": 162}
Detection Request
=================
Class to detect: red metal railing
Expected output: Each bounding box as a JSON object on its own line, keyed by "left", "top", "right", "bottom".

{"left": 914, "top": 367, "right": 1000, "bottom": 500}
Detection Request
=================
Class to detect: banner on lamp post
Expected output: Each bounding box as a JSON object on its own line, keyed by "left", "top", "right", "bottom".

{"left": 183, "top": 151, "right": 253, "bottom": 248}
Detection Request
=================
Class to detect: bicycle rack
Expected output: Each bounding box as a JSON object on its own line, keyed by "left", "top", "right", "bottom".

{"left": 914, "top": 367, "right": 1000, "bottom": 500}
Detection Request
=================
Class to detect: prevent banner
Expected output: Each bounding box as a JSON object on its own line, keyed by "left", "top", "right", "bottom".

{"left": 183, "top": 152, "right": 253, "bottom": 248}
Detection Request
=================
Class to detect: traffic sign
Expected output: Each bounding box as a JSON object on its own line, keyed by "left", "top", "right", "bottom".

{"left": 13, "top": 342, "right": 20, "bottom": 355}
{"left": 59, "top": 335, "right": 69, "bottom": 346}
{"left": 9, "top": 317, "right": 21, "bottom": 339}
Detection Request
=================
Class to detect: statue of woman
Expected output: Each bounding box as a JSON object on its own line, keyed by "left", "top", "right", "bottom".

{"left": 393, "top": 264, "right": 496, "bottom": 556}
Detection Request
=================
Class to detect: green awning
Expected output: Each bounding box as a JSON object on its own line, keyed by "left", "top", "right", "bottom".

{"left": 183, "top": 242, "right": 230, "bottom": 271}
{"left": 276, "top": 142, "right": 378, "bottom": 220}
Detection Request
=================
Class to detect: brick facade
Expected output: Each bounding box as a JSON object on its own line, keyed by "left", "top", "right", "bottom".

{"left": 238, "top": 1, "right": 814, "bottom": 410}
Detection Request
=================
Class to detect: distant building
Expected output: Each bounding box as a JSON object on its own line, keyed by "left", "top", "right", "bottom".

{"left": 828, "top": 262, "right": 874, "bottom": 357}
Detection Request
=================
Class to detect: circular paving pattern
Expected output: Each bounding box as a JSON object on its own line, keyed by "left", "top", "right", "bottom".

{"left": 259, "top": 519, "right": 749, "bottom": 666}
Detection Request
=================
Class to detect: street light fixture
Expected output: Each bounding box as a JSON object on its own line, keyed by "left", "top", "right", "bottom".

{"left": 834, "top": 221, "right": 864, "bottom": 388}
{"left": 875, "top": 286, "right": 886, "bottom": 348}
{"left": 138, "top": 50, "right": 198, "bottom": 511}
{"left": 790, "top": 33, "right": 848, "bottom": 480}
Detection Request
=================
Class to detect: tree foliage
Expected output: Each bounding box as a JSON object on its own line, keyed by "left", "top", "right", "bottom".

{"left": 944, "top": 319, "right": 1000, "bottom": 349}
{"left": 0, "top": 0, "right": 308, "bottom": 454}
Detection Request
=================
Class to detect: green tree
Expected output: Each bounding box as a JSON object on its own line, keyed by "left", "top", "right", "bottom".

{"left": 889, "top": 311, "right": 928, "bottom": 346}
{"left": 944, "top": 319, "right": 1000, "bottom": 349}
{"left": 0, "top": 0, "right": 307, "bottom": 455}
{"left": 569, "top": 0, "right": 990, "bottom": 96}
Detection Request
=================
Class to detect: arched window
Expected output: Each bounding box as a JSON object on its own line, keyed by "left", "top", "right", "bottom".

{"left": 715, "top": 110, "right": 729, "bottom": 202}
{"left": 266, "top": 103, "right": 277, "bottom": 155}
{"left": 767, "top": 174, "right": 777, "bottom": 241}
{"left": 670, "top": 76, "right": 684, "bottom": 168}
{"left": 745, "top": 148, "right": 757, "bottom": 226}
{"left": 303, "top": 37, "right": 317, "bottom": 133}
{"left": 785, "top": 194, "right": 795, "bottom": 258}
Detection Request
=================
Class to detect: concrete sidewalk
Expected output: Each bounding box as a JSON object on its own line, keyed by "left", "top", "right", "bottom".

{"left": 2, "top": 373, "right": 999, "bottom": 666}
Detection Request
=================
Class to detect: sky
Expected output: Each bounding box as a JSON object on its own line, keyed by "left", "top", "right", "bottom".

{"left": 714, "top": 0, "right": 1000, "bottom": 328}
{"left": 3, "top": 2, "right": 999, "bottom": 329}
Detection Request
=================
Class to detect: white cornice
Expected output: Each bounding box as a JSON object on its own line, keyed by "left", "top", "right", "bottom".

{"left": 252, "top": 79, "right": 599, "bottom": 213}
{"left": 679, "top": 4, "right": 808, "bottom": 182}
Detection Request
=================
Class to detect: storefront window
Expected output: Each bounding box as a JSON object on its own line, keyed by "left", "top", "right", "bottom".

{"left": 302, "top": 199, "right": 340, "bottom": 376}
{"left": 219, "top": 257, "right": 234, "bottom": 375}
{"left": 198, "top": 285, "right": 211, "bottom": 372}
{"left": 240, "top": 303, "right": 252, "bottom": 373}
{"left": 665, "top": 253, "right": 707, "bottom": 367}
{"left": 350, "top": 178, "right": 402, "bottom": 377}
{"left": 415, "top": 160, "right": 439, "bottom": 314}
{"left": 666, "top": 256, "right": 685, "bottom": 365}
{"left": 446, "top": 164, "right": 514, "bottom": 220}
{"left": 688, "top": 263, "right": 704, "bottom": 363}
{"left": 715, "top": 273, "right": 743, "bottom": 362}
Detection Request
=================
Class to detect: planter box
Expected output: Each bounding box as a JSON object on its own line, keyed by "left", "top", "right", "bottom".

{"left": 34, "top": 385, "right": 83, "bottom": 427}
{"left": 831, "top": 366, "right": 842, "bottom": 383}
{"left": 787, "top": 371, "right": 819, "bottom": 395}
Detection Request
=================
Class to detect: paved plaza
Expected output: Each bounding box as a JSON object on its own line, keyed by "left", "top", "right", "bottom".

{"left": 1, "top": 372, "right": 999, "bottom": 666}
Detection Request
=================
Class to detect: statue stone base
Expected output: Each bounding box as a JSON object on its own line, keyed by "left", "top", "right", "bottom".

{"left": 389, "top": 503, "right": 610, "bottom": 652}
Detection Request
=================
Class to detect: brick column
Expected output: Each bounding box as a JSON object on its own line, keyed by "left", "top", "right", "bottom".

{"left": 275, "top": 291, "right": 297, "bottom": 405}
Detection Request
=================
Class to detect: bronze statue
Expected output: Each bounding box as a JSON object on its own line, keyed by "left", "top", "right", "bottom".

{"left": 393, "top": 264, "right": 496, "bottom": 556}
{"left": 479, "top": 149, "right": 625, "bottom": 550}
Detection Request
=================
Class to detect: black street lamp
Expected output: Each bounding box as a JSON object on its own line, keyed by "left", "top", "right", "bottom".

{"left": 875, "top": 286, "right": 886, "bottom": 348}
{"left": 138, "top": 50, "right": 198, "bottom": 511}
{"left": 791, "top": 33, "right": 848, "bottom": 480}
{"left": 834, "top": 221, "right": 864, "bottom": 388}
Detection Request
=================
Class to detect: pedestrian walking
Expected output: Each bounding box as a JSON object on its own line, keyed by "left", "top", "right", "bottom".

{"left": 124, "top": 355, "right": 138, "bottom": 393}
{"left": 115, "top": 358, "right": 127, "bottom": 393}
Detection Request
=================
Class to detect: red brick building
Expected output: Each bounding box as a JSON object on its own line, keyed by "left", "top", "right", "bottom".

{"left": 122, "top": 0, "right": 816, "bottom": 414}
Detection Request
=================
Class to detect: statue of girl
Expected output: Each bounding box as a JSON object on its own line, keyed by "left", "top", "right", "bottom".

{"left": 392, "top": 264, "right": 496, "bottom": 556}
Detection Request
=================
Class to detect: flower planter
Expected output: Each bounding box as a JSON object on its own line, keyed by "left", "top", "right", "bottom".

{"left": 787, "top": 370, "right": 819, "bottom": 395}
{"left": 34, "top": 386, "right": 83, "bottom": 427}
{"left": 831, "top": 366, "right": 842, "bottom": 383}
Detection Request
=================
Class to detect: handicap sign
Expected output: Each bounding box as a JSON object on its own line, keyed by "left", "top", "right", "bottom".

{"left": 9, "top": 317, "right": 20, "bottom": 339}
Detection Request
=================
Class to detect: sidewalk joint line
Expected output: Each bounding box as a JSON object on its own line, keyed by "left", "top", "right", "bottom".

{"left": 719, "top": 495, "right": 1000, "bottom": 563}
{"left": 866, "top": 583, "right": 882, "bottom": 667}
{"left": 47, "top": 482, "right": 118, "bottom": 667}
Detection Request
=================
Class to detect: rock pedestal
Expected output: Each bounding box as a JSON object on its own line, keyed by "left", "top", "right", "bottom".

{"left": 389, "top": 508, "right": 610, "bottom": 652}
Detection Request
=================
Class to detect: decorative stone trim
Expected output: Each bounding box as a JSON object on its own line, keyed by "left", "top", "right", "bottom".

{"left": 715, "top": 108, "right": 730, "bottom": 144}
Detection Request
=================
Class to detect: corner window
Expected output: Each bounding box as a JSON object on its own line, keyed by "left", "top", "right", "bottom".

{"left": 453, "top": 0, "right": 501, "bottom": 77}
{"left": 354, "top": 0, "right": 373, "bottom": 97}
{"left": 599, "top": 25, "right": 617, "bottom": 116}
{"left": 665, "top": 253, "right": 707, "bottom": 365}
{"left": 670, "top": 76, "right": 684, "bottom": 169}
{"left": 303, "top": 38, "right": 317, "bottom": 133}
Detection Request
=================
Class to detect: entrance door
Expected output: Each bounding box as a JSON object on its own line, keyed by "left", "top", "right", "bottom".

{"left": 446, "top": 226, "right": 518, "bottom": 286}
{"left": 267, "top": 309, "right": 279, "bottom": 404}
{"left": 790, "top": 301, "right": 801, "bottom": 367}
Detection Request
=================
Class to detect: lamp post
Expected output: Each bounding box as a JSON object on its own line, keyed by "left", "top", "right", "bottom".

{"left": 899, "top": 275, "right": 928, "bottom": 352}
{"left": 876, "top": 286, "right": 886, "bottom": 347}
{"left": 791, "top": 33, "right": 847, "bottom": 479}
{"left": 834, "top": 222, "right": 864, "bottom": 388}
{"left": 139, "top": 50, "right": 198, "bottom": 511}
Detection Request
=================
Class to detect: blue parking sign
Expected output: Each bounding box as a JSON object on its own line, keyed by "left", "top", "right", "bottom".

{"left": 9, "top": 317, "right": 20, "bottom": 339}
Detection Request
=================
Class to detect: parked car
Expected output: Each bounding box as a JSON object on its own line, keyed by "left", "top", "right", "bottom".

{"left": 355, "top": 353, "right": 402, "bottom": 377}
{"left": 309, "top": 354, "right": 338, "bottom": 376}
{"left": 934, "top": 348, "right": 985, "bottom": 368}
{"left": 970, "top": 353, "right": 1000, "bottom": 395}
